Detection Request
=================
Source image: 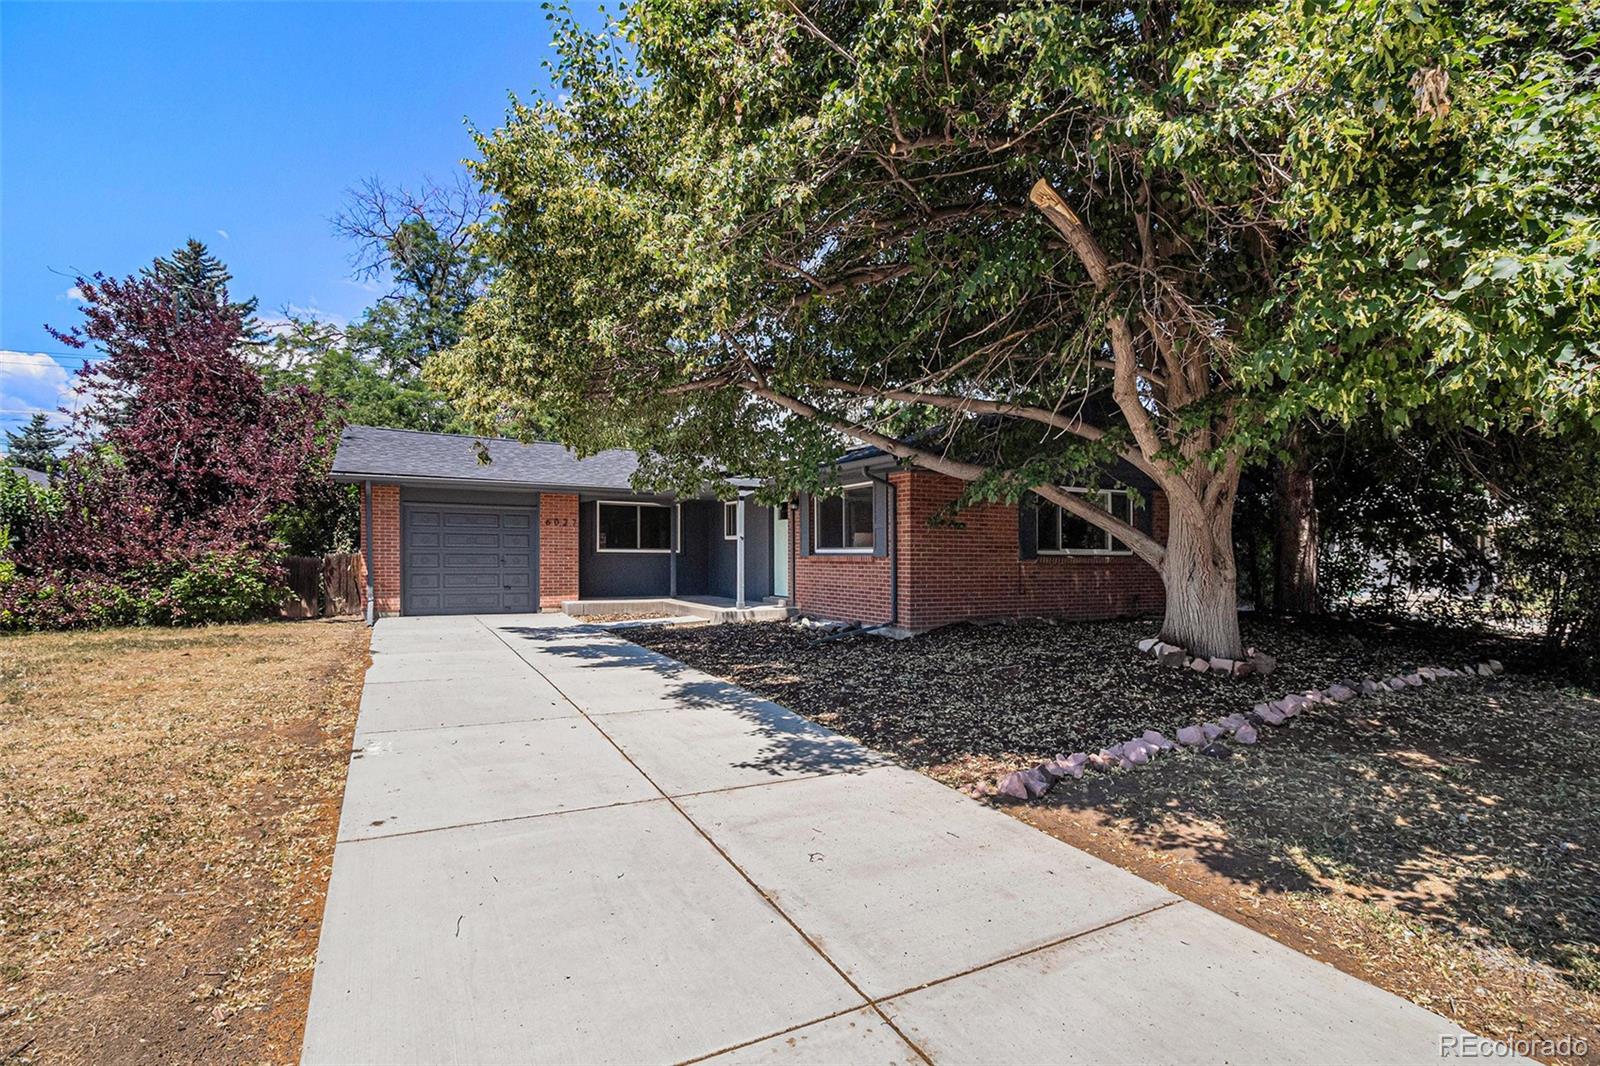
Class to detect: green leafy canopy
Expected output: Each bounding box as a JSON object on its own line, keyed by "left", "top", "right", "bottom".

{"left": 440, "top": 0, "right": 1599, "bottom": 499}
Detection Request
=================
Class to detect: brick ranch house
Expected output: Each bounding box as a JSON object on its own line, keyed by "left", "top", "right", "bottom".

{"left": 331, "top": 425, "right": 1166, "bottom": 632}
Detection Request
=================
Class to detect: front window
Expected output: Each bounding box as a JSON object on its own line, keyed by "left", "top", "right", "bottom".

{"left": 723, "top": 501, "right": 739, "bottom": 539}
{"left": 1036, "top": 490, "right": 1135, "bottom": 555}
{"left": 814, "top": 483, "right": 874, "bottom": 552}
{"left": 597, "top": 501, "right": 672, "bottom": 552}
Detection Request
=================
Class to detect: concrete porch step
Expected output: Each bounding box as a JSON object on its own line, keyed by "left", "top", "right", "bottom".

{"left": 561, "top": 596, "right": 794, "bottom": 625}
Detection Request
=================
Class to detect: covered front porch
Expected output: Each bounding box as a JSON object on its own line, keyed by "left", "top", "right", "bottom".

{"left": 577, "top": 491, "right": 793, "bottom": 614}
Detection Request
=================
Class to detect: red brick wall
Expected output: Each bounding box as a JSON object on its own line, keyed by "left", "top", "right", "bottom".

{"left": 792, "top": 470, "right": 1166, "bottom": 630}
{"left": 789, "top": 476, "right": 899, "bottom": 625}
{"left": 360, "top": 483, "right": 402, "bottom": 616}
{"left": 539, "top": 492, "right": 579, "bottom": 609}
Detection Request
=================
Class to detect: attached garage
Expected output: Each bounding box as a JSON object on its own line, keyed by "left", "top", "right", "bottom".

{"left": 402, "top": 503, "right": 538, "bottom": 615}
{"left": 333, "top": 426, "right": 644, "bottom": 618}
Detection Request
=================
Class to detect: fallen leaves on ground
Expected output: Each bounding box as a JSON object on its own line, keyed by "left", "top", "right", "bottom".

{"left": 630, "top": 614, "right": 1600, "bottom": 1061}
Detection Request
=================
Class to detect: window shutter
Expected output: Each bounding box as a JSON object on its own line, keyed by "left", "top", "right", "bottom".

{"left": 1018, "top": 496, "right": 1038, "bottom": 559}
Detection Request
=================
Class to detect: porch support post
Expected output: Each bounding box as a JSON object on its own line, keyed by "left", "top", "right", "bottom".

{"left": 735, "top": 495, "right": 747, "bottom": 609}
{"left": 669, "top": 501, "right": 679, "bottom": 598}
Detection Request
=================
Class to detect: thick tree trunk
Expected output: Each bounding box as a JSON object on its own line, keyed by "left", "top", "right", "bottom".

{"left": 1274, "top": 428, "right": 1319, "bottom": 615}
{"left": 1159, "top": 501, "right": 1245, "bottom": 659}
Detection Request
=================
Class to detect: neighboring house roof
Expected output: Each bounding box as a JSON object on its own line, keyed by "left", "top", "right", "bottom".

{"left": 330, "top": 425, "right": 643, "bottom": 493}
{"left": 8, "top": 466, "right": 50, "bottom": 487}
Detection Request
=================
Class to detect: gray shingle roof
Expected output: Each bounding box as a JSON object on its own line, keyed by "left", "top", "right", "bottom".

{"left": 8, "top": 466, "right": 50, "bottom": 487}
{"left": 330, "top": 425, "right": 642, "bottom": 492}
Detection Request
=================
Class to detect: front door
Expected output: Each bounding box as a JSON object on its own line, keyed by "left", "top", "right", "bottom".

{"left": 772, "top": 503, "right": 790, "bottom": 598}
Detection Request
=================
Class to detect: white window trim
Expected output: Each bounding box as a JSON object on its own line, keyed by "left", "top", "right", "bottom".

{"left": 596, "top": 500, "right": 673, "bottom": 554}
{"left": 1036, "top": 488, "right": 1136, "bottom": 556}
{"left": 723, "top": 501, "right": 739, "bottom": 540}
{"left": 813, "top": 482, "right": 876, "bottom": 554}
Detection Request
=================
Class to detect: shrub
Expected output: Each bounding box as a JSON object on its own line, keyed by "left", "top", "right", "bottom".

{"left": 144, "top": 552, "right": 286, "bottom": 625}
{"left": 0, "top": 552, "right": 285, "bottom": 631}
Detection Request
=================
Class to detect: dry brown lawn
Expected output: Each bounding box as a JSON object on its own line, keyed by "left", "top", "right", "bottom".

{"left": 0, "top": 619, "right": 370, "bottom": 1064}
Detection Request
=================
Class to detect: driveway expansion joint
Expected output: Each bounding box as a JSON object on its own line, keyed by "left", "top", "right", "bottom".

{"left": 477, "top": 616, "right": 936, "bottom": 1065}
{"left": 303, "top": 614, "right": 1503, "bottom": 1065}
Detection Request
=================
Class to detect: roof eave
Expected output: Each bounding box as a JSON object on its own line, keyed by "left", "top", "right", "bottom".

{"left": 330, "top": 470, "right": 643, "bottom": 496}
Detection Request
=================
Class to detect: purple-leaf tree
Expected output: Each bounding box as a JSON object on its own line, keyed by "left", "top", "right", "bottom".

{"left": 4, "top": 269, "right": 331, "bottom": 625}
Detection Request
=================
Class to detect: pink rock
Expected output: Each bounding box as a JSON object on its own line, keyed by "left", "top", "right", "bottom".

{"left": 1142, "top": 730, "right": 1175, "bottom": 750}
{"left": 1036, "top": 761, "right": 1062, "bottom": 782}
{"left": 1255, "top": 705, "right": 1286, "bottom": 726}
{"left": 1088, "top": 752, "right": 1114, "bottom": 771}
{"left": 1360, "top": 678, "right": 1382, "bottom": 694}
{"left": 996, "top": 772, "right": 1031, "bottom": 800}
{"left": 1327, "top": 684, "right": 1356, "bottom": 702}
{"left": 1248, "top": 651, "right": 1277, "bottom": 675}
{"left": 1157, "top": 645, "right": 1186, "bottom": 667}
{"left": 1188, "top": 656, "right": 1211, "bottom": 673}
{"left": 1403, "top": 673, "right": 1423, "bottom": 687}
{"left": 1220, "top": 713, "right": 1248, "bottom": 733}
{"left": 1488, "top": 659, "right": 1504, "bottom": 674}
{"left": 1019, "top": 768, "right": 1053, "bottom": 798}
{"left": 1138, "top": 638, "right": 1159, "bottom": 653}
{"left": 1270, "top": 696, "right": 1301, "bottom": 717}
{"left": 1061, "top": 753, "right": 1088, "bottom": 779}
{"left": 1418, "top": 667, "right": 1438, "bottom": 682}
{"left": 1176, "top": 725, "right": 1205, "bottom": 747}
{"left": 1387, "top": 676, "right": 1408, "bottom": 690}
{"left": 1235, "top": 723, "right": 1259, "bottom": 744}
{"left": 1232, "top": 660, "right": 1254, "bottom": 677}
{"left": 1477, "top": 663, "right": 1494, "bottom": 676}
{"left": 1208, "top": 656, "right": 1234, "bottom": 674}
{"left": 1201, "top": 722, "right": 1226, "bottom": 742}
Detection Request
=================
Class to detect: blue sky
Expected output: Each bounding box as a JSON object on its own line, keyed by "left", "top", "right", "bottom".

{"left": 1, "top": 0, "right": 594, "bottom": 441}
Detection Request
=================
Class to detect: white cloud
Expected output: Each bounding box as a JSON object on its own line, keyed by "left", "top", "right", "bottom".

{"left": 257, "top": 303, "right": 351, "bottom": 346}
{"left": 216, "top": 228, "right": 230, "bottom": 240}
{"left": 60, "top": 286, "right": 87, "bottom": 303}
{"left": 0, "top": 350, "right": 82, "bottom": 432}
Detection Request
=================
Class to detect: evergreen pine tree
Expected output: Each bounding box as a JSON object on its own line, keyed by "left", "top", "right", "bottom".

{"left": 142, "top": 239, "right": 263, "bottom": 340}
{"left": 3, "top": 413, "right": 68, "bottom": 473}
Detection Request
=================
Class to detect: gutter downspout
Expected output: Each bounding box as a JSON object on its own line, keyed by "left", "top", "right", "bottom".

{"left": 362, "top": 479, "right": 375, "bottom": 626}
{"left": 865, "top": 471, "right": 898, "bottom": 628}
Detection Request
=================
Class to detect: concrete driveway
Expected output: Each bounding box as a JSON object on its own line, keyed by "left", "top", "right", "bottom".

{"left": 302, "top": 614, "right": 1487, "bottom": 1064}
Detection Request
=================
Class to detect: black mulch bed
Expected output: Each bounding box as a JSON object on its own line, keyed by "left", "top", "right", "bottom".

{"left": 626, "top": 613, "right": 1539, "bottom": 776}
{"left": 627, "top": 613, "right": 1600, "bottom": 996}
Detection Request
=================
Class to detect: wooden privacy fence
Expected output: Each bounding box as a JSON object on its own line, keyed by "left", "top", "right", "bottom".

{"left": 279, "top": 552, "right": 364, "bottom": 619}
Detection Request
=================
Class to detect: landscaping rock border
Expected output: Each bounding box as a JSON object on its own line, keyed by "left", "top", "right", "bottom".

{"left": 1135, "top": 636, "right": 1275, "bottom": 677}
{"left": 974, "top": 658, "right": 1505, "bottom": 803}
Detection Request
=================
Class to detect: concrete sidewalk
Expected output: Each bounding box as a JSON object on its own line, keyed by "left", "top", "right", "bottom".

{"left": 301, "top": 614, "right": 1491, "bottom": 1064}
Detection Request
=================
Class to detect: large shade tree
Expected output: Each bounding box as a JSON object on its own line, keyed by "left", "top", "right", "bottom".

{"left": 438, "top": 0, "right": 1599, "bottom": 657}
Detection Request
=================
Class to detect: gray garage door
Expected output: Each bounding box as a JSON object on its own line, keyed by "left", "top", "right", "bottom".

{"left": 402, "top": 504, "right": 538, "bottom": 615}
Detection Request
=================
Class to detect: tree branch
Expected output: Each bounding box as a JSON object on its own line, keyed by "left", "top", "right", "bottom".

{"left": 813, "top": 378, "right": 1162, "bottom": 480}
{"left": 741, "top": 381, "right": 1166, "bottom": 565}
